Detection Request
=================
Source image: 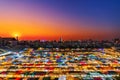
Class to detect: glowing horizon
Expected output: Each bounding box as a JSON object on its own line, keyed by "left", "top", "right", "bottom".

{"left": 0, "top": 0, "right": 120, "bottom": 40}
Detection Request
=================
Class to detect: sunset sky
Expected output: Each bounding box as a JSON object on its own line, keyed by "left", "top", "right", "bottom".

{"left": 0, "top": 0, "right": 120, "bottom": 40}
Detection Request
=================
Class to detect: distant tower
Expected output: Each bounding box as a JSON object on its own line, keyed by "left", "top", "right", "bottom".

{"left": 14, "top": 34, "right": 19, "bottom": 41}
{"left": 16, "top": 36, "right": 18, "bottom": 41}
{"left": 60, "top": 37, "right": 63, "bottom": 42}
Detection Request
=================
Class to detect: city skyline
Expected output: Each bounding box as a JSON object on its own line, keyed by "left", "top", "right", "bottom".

{"left": 0, "top": 0, "right": 120, "bottom": 40}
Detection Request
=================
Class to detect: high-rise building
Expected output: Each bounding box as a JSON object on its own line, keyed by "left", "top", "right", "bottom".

{"left": 60, "top": 37, "right": 63, "bottom": 42}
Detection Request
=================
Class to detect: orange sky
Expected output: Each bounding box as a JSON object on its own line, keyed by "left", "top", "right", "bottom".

{"left": 0, "top": 17, "right": 114, "bottom": 40}
{"left": 0, "top": 0, "right": 119, "bottom": 40}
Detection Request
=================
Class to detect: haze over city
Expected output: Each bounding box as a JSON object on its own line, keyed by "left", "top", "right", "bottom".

{"left": 0, "top": 0, "right": 120, "bottom": 40}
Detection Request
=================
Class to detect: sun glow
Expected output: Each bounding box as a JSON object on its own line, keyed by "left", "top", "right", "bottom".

{"left": 12, "top": 32, "right": 21, "bottom": 38}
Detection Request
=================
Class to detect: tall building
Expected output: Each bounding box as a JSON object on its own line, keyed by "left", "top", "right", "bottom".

{"left": 60, "top": 37, "right": 63, "bottom": 42}
{"left": 0, "top": 37, "right": 18, "bottom": 46}
{"left": 16, "top": 36, "right": 18, "bottom": 41}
